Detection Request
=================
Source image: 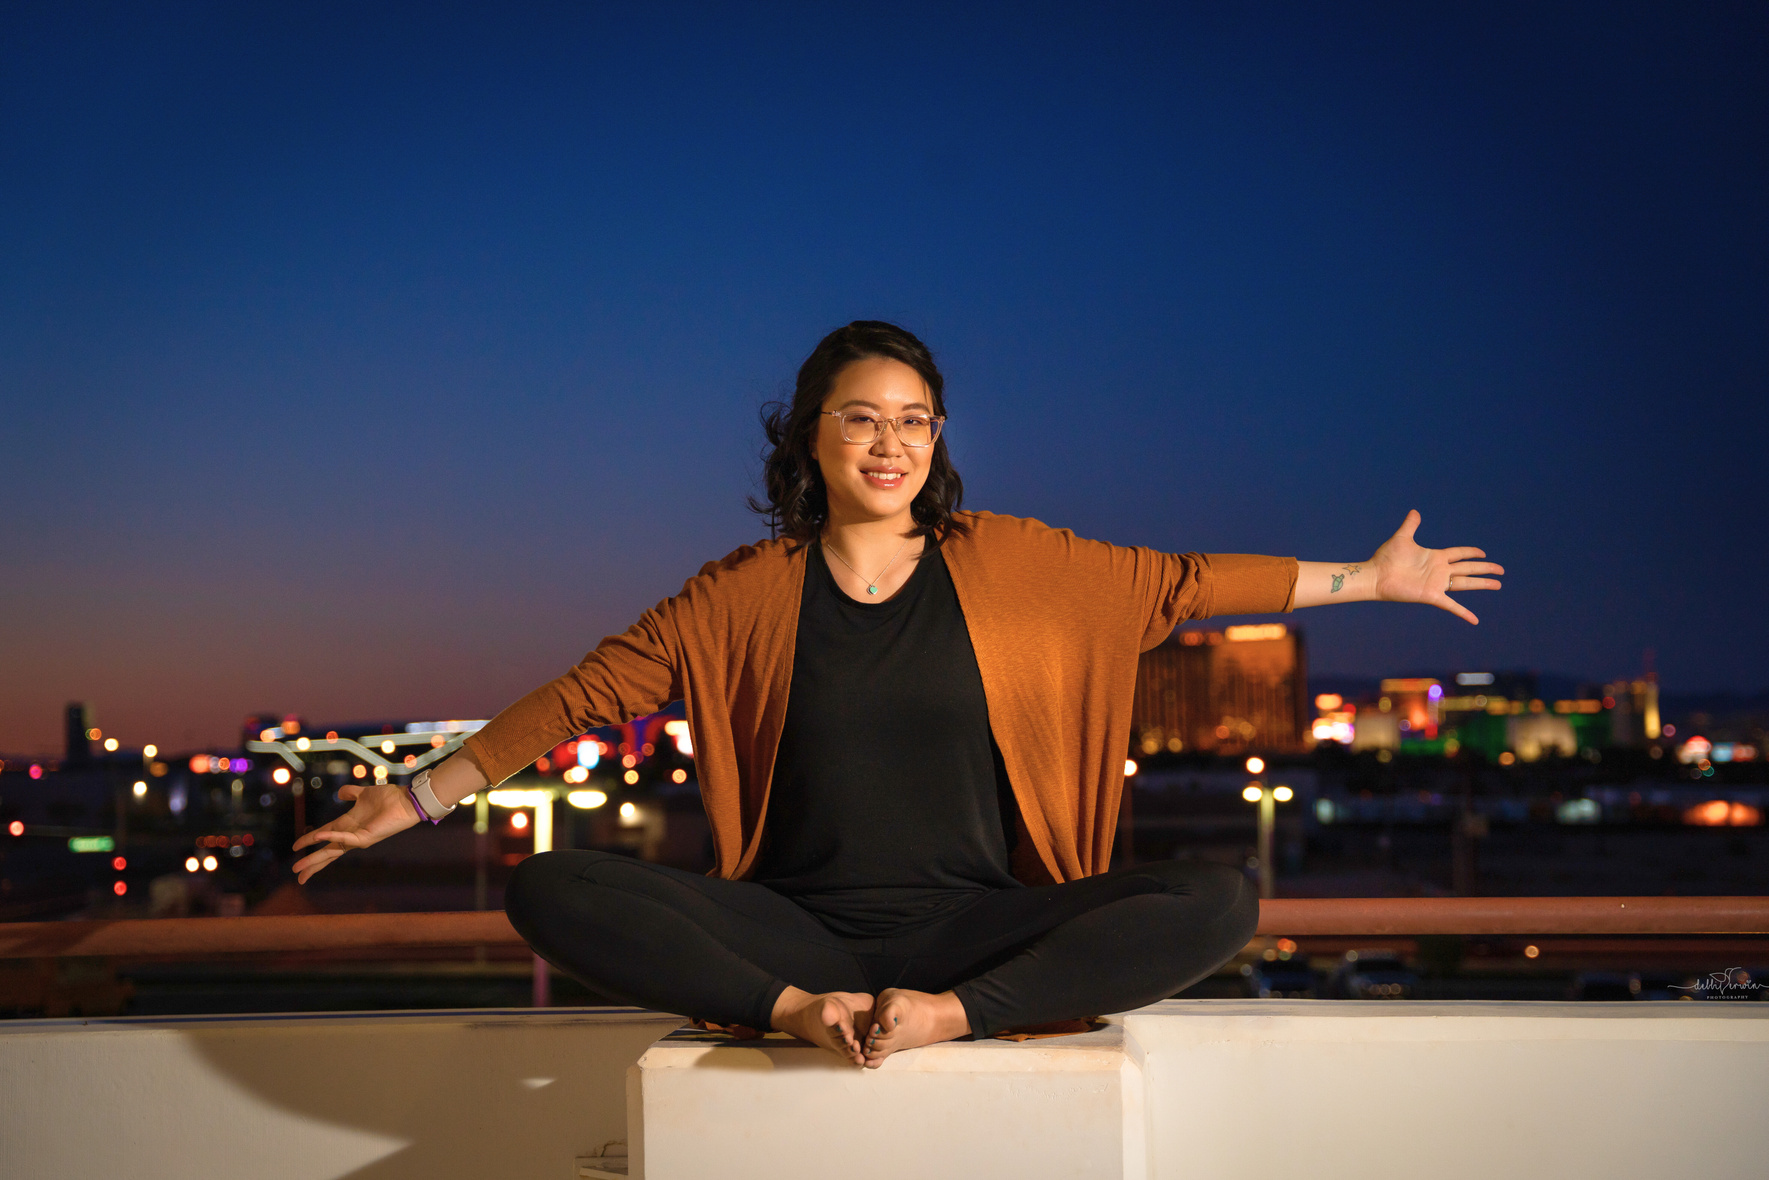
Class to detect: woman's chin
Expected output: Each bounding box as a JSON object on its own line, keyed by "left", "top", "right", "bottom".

{"left": 833, "top": 484, "right": 920, "bottom": 521}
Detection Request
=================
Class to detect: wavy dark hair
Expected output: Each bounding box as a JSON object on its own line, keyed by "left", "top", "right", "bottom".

{"left": 749, "top": 320, "right": 969, "bottom": 547}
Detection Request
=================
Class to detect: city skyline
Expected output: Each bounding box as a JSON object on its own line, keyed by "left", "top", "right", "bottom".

{"left": 4, "top": 4, "right": 1765, "bottom": 751}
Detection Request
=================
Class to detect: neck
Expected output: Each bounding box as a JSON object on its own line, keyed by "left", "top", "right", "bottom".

{"left": 821, "top": 511, "right": 924, "bottom": 571}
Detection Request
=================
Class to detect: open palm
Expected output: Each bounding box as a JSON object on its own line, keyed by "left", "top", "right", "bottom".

{"left": 291, "top": 783, "right": 420, "bottom": 884}
{"left": 1370, "top": 510, "right": 1504, "bottom": 625}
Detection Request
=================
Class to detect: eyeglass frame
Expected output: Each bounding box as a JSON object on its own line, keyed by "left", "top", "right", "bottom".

{"left": 819, "top": 409, "right": 947, "bottom": 447}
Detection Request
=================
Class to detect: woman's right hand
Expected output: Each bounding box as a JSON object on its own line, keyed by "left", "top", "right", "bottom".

{"left": 291, "top": 782, "right": 422, "bottom": 884}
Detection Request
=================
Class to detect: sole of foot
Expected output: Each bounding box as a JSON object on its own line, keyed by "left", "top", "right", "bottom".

{"left": 861, "top": 988, "right": 971, "bottom": 1068}
{"left": 770, "top": 988, "right": 876, "bottom": 1067}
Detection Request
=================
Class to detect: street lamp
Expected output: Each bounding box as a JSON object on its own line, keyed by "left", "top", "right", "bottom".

{"left": 1241, "top": 759, "right": 1292, "bottom": 900}
{"left": 486, "top": 786, "right": 559, "bottom": 1005}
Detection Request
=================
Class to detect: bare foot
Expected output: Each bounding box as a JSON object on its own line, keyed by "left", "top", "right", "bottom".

{"left": 861, "top": 988, "right": 970, "bottom": 1068}
{"left": 770, "top": 985, "right": 875, "bottom": 1067}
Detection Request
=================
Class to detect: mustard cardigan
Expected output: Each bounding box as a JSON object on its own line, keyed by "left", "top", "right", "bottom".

{"left": 463, "top": 510, "right": 1297, "bottom": 885}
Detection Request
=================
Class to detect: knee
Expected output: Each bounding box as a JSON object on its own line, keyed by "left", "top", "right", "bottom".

{"left": 1219, "top": 866, "right": 1260, "bottom": 948}
{"left": 1141, "top": 860, "right": 1259, "bottom": 945}
{"left": 505, "top": 849, "right": 637, "bottom": 928}
{"left": 504, "top": 850, "right": 587, "bottom": 929}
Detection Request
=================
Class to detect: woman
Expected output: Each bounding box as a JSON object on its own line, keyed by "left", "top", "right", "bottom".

{"left": 292, "top": 321, "right": 1501, "bottom": 1068}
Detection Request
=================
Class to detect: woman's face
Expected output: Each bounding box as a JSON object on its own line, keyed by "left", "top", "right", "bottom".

{"left": 811, "top": 357, "right": 937, "bottom": 528}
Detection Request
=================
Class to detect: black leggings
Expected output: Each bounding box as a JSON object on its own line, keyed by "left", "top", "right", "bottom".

{"left": 505, "top": 851, "right": 1259, "bottom": 1038}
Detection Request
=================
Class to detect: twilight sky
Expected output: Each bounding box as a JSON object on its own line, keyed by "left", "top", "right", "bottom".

{"left": 2, "top": 2, "right": 1765, "bottom": 754}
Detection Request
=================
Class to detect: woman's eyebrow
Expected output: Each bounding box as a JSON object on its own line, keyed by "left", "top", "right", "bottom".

{"left": 833, "top": 398, "right": 932, "bottom": 411}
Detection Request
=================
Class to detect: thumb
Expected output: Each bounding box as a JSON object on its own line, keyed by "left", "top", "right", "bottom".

{"left": 1397, "top": 508, "right": 1421, "bottom": 541}
{"left": 338, "top": 782, "right": 365, "bottom": 802}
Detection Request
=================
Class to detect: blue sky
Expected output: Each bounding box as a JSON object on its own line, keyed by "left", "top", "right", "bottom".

{"left": 2, "top": 2, "right": 1764, "bottom": 751}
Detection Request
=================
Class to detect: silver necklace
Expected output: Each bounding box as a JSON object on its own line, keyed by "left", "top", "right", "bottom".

{"left": 823, "top": 535, "right": 911, "bottom": 596}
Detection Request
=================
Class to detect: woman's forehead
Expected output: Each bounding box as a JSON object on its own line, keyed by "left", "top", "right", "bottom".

{"left": 824, "top": 357, "right": 932, "bottom": 410}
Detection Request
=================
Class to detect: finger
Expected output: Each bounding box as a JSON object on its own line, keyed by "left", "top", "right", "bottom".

{"left": 1451, "top": 577, "right": 1502, "bottom": 592}
{"left": 1440, "top": 547, "right": 1487, "bottom": 562}
{"left": 292, "top": 825, "right": 339, "bottom": 851}
{"left": 1397, "top": 509, "right": 1421, "bottom": 540}
{"left": 293, "top": 825, "right": 367, "bottom": 852}
{"left": 293, "top": 847, "right": 345, "bottom": 883}
{"left": 291, "top": 836, "right": 357, "bottom": 869}
{"left": 1448, "top": 561, "right": 1504, "bottom": 576}
{"left": 338, "top": 783, "right": 365, "bottom": 802}
{"left": 1435, "top": 594, "right": 1479, "bottom": 625}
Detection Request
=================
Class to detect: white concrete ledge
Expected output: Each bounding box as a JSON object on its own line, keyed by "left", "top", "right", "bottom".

{"left": 4, "top": 1001, "right": 1765, "bottom": 1179}
{"left": 0, "top": 1007, "right": 683, "bottom": 1180}
{"left": 631, "top": 1000, "right": 1769, "bottom": 1180}
{"left": 1124, "top": 1000, "right": 1769, "bottom": 1180}
{"left": 631, "top": 1022, "right": 1142, "bottom": 1180}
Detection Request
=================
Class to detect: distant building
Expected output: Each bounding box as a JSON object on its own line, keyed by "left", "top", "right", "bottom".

{"left": 1603, "top": 678, "right": 1661, "bottom": 746}
{"left": 64, "top": 702, "right": 93, "bottom": 765}
{"left": 1320, "top": 669, "right": 1645, "bottom": 762}
{"left": 1132, "top": 624, "right": 1307, "bottom": 755}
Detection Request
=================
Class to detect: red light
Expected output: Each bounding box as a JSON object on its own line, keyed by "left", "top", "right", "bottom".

{"left": 112, "top": 856, "right": 127, "bottom": 871}
{"left": 112, "top": 881, "right": 127, "bottom": 896}
{"left": 243, "top": 833, "right": 253, "bottom": 846}
{"left": 6, "top": 821, "right": 21, "bottom": 837}
{"left": 29, "top": 764, "right": 43, "bottom": 780}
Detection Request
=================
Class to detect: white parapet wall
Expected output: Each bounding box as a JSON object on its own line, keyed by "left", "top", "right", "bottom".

{"left": 0, "top": 1007, "right": 682, "bottom": 1180}
{"left": 630, "top": 1022, "right": 1143, "bottom": 1180}
{"left": 1124, "top": 999, "right": 1769, "bottom": 1180}
{"left": 3, "top": 1000, "right": 1766, "bottom": 1179}
{"left": 627, "top": 1000, "right": 1769, "bottom": 1180}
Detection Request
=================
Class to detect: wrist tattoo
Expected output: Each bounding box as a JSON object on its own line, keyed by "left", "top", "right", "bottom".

{"left": 1330, "top": 563, "right": 1363, "bottom": 594}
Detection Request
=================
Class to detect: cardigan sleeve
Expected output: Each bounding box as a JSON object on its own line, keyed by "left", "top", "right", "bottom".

{"left": 462, "top": 602, "right": 683, "bottom": 787}
{"left": 1137, "top": 551, "right": 1298, "bottom": 651}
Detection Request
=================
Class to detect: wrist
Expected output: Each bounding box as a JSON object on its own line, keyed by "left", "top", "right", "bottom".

{"left": 406, "top": 769, "right": 456, "bottom": 825}
{"left": 429, "top": 751, "right": 489, "bottom": 810}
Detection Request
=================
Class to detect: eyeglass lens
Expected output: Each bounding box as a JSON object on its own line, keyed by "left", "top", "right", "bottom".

{"left": 839, "top": 413, "right": 941, "bottom": 446}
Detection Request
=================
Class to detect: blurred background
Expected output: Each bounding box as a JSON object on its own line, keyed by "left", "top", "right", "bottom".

{"left": 2, "top": 2, "right": 1765, "bottom": 1015}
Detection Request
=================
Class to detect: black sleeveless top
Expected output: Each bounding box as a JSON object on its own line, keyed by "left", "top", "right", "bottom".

{"left": 751, "top": 541, "right": 1021, "bottom": 938}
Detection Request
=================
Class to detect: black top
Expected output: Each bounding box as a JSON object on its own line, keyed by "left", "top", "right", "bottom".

{"left": 751, "top": 541, "right": 1022, "bottom": 938}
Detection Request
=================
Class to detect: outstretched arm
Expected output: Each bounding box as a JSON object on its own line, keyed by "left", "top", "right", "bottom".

{"left": 1292, "top": 509, "right": 1503, "bottom": 625}
{"left": 290, "top": 747, "right": 492, "bottom": 884}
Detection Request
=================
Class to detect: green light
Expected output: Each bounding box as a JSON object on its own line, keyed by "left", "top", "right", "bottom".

{"left": 68, "top": 835, "right": 115, "bottom": 853}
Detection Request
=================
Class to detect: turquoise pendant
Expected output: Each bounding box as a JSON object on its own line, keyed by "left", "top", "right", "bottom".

{"left": 867, "top": 585, "right": 879, "bottom": 595}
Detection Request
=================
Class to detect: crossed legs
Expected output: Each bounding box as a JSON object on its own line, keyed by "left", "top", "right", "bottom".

{"left": 505, "top": 851, "right": 1258, "bottom": 1067}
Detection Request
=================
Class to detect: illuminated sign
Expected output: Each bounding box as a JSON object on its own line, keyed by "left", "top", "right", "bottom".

{"left": 68, "top": 836, "right": 116, "bottom": 853}
{"left": 1224, "top": 624, "right": 1287, "bottom": 642}
{"left": 1456, "top": 672, "right": 1495, "bottom": 686}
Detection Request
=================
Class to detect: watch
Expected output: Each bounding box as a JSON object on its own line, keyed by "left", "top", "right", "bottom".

{"left": 407, "top": 768, "right": 456, "bottom": 824}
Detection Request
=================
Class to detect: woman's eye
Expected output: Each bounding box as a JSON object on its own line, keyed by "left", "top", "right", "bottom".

{"left": 847, "top": 414, "right": 880, "bottom": 427}
{"left": 901, "top": 416, "right": 931, "bottom": 429}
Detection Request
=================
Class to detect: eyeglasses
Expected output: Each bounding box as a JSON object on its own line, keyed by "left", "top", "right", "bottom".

{"left": 821, "top": 410, "right": 946, "bottom": 447}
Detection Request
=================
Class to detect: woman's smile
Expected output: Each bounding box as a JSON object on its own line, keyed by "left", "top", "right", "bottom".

{"left": 814, "top": 356, "right": 935, "bottom": 526}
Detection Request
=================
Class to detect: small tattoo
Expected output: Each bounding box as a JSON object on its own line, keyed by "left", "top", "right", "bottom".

{"left": 1331, "top": 574, "right": 1344, "bottom": 593}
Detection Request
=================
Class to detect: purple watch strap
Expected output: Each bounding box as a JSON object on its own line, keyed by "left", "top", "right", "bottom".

{"left": 407, "top": 783, "right": 443, "bottom": 825}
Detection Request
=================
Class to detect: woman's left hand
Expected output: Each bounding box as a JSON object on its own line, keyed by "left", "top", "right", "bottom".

{"left": 1368, "top": 509, "right": 1503, "bottom": 625}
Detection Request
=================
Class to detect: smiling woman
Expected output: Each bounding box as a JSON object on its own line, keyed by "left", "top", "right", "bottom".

{"left": 290, "top": 319, "right": 1501, "bottom": 1069}
{"left": 747, "top": 321, "right": 968, "bottom": 565}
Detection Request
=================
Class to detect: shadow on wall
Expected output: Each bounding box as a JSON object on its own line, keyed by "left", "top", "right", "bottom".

{"left": 3, "top": 1008, "right": 683, "bottom": 1180}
